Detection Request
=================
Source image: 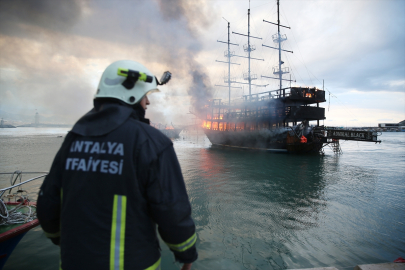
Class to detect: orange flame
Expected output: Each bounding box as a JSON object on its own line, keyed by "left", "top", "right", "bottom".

{"left": 202, "top": 121, "right": 211, "bottom": 129}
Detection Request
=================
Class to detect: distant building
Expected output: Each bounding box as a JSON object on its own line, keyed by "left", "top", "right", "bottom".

{"left": 378, "top": 120, "right": 405, "bottom": 131}
{"left": 378, "top": 123, "right": 398, "bottom": 128}
{"left": 0, "top": 118, "right": 16, "bottom": 128}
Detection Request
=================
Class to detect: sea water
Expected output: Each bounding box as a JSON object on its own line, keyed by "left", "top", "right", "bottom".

{"left": 1, "top": 128, "right": 404, "bottom": 270}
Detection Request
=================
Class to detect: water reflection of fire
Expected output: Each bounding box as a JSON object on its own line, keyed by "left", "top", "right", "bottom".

{"left": 199, "top": 148, "right": 227, "bottom": 181}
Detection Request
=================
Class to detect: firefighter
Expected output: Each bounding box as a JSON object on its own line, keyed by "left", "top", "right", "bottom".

{"left": 37, "top": 60, "right": 197, "bottom": 270}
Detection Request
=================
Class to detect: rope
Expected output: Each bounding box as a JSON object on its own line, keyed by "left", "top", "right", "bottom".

{"left": 0, "top": 171, "right": 45, "bottom": 226}
{"left": 0, "top": 199, "right": 9, "bottom": 219}
{"left": 0, "top": 196, "right": 37, "bottom": 226}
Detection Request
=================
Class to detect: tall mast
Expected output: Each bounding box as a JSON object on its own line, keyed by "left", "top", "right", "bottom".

{"left": 248, "top": 9, "right": 252, "bottom": 95}
{"left": 232, "top": 6, "right": 267, "bottom": 97}
{"left": 262, "top": 0, "right": 294, "bottom": 92}
{"left": 215, "top": 20, "right": 241, "bottom": 106}
{"left": 228, "top": 22, "right": 231, "bottom": 105}
{"left": 277, "top": 0, "right": 282, "bottom": 91}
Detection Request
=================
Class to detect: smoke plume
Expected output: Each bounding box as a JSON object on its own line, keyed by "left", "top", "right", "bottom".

{"left": 0, "top": 0, "right": 217, "bottom": 126}
{"left": 188, "top": 66, "right": 214, "bottom": 118}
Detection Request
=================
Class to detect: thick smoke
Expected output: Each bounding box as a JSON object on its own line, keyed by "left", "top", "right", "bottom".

{"left": 155, "top": 0, "right": 213, "bottom": 37}
{"left": 188, "top": 66, "right": 213, "bottom": 118}
{"left": 0, "top": 0, "right": 83, "bottom": 35}
{"left": 154, "top": 0, "right": 215, "bottom": 121}
{"left": 0, "top": 0, "right": 217, "bottom": 125}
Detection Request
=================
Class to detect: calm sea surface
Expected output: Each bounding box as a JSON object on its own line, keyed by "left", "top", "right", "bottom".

{"left": 0, "top": 128, "right": 404, "bottom": 270}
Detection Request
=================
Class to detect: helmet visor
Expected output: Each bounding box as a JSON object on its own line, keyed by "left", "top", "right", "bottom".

{"left": 145, "top": 88, "right": 160, "bottom": 95}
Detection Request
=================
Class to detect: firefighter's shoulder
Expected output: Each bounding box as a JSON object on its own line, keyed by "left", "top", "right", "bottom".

{"left": 131, "top": 119, "right": 173, "bottom": 151}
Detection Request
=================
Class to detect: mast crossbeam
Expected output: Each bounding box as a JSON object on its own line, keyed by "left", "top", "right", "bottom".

{"left": 263, "top": 19, "right": 290, "bottom": 29}
{"left": 232, "top": 32, "right": 262, "bottom": 40}
{"left": 216, "top": 60, "right": 240, "bottom": 65}
{"left": 217, "top": 40, "right": 238, "bottom": 46}
{"left": 233, "top": 55, "right": 264, "bottom": 61}
{"left": 262, "top": 44, "right": 293, "bottom": 53}
{"left": 215, "top": 84, "right": 242, "bottom": 89}
{"left": 261, "top": 75, "right": 295, "bottom": 82}
{"left": 232, "top": 81, "right": 268, "bottom": 87}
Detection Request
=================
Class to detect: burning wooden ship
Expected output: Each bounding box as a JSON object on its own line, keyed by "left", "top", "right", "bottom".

{"left": 202, "top": 88, "right": 326, "bottom": 153}
{"left": 200, "top": 0, "right": 380, "bottom": 154}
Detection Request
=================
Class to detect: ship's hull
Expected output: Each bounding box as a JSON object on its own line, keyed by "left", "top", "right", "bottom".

{"left": 204, "top": 128, "right": 323, "bottom": 154}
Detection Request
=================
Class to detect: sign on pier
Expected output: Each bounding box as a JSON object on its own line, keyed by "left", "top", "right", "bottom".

{"left": 326, "top": 129, "right": 381, "bottom": 143}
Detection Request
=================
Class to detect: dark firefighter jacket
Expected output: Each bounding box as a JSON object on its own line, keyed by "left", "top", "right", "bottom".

{"left": 37, "top": 102, "right": 198, "bottom": 270}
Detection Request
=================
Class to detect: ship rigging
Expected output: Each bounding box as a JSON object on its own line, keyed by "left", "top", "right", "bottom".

{"left": 199, "top": 0, "right": 380, "bottom": 154}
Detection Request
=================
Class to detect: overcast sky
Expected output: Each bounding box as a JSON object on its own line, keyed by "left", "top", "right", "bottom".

{"left": 0, "top": 0, "right": 404, "bottom": 127}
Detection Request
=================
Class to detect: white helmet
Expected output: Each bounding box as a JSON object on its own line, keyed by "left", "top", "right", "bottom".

{"left": 95, "top": 60, "right": 171, "bottom": 105}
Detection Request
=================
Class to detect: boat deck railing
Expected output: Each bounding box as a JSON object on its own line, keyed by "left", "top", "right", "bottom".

{"left": 0, "top": 172, "right": 48, "bottom": 198}
{"left": 209, "top": 87, "right": 325, "bottom": 108}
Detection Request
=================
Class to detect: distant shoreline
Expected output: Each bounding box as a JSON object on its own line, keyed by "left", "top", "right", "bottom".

{"left": 0, "top": 124, "right": 16, "bottom": 128}
{"left": 15, "top": 124, "right": 73, "bottom": 128}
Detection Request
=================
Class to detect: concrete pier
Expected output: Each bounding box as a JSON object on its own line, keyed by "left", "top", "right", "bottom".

{"left": 290, "top": 263, "right": 405, "bottom": 270}
{"left": 355, "top": 263, "right": 405, "bottom": 270}
{"left": 289, "top": 268, "right": 338, "bottom": 270}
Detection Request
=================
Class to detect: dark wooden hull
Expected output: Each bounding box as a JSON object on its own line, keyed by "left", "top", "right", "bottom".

{"left": 204, "top": 128, "right": 323, "bottom": 154}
